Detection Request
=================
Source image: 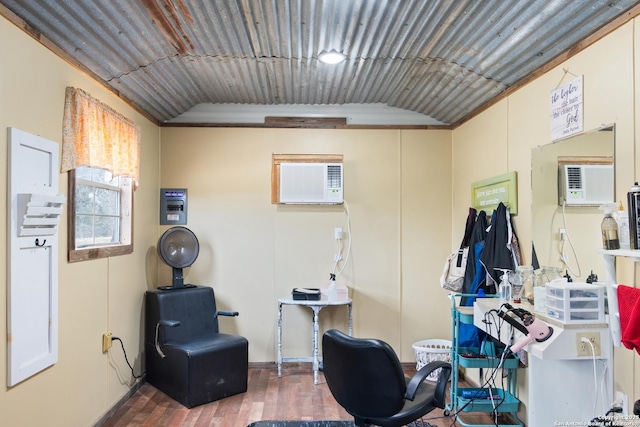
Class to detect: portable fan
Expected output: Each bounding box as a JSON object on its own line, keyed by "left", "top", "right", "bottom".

{"left": 157, "top": 226, "right": 200, "bottom": 290}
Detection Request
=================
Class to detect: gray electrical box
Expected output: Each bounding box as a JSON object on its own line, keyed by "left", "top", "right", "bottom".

{"left": 160, "top": 188, "right": 187, "bottom": 225}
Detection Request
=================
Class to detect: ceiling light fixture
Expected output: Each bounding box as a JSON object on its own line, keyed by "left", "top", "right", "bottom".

{"left": 318, "top": 50, "right": 347, "bottom": 64}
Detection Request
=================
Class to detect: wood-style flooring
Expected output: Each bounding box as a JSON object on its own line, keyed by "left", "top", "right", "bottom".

{"left": 99, "top": 363, "right": 514, "bottom": 427}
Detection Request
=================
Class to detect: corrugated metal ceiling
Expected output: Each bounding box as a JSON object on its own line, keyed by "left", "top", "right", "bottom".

{"left": 1, "top": 0, "right": 639, "bottom": 126}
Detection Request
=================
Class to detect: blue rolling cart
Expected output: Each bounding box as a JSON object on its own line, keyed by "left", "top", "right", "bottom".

{"left": 445, "top": 293, "right": 523, "bottom": 427}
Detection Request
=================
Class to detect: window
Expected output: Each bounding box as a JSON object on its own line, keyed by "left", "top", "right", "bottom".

{"left": 68, "top": 166, "right": 133, "bottom": 262}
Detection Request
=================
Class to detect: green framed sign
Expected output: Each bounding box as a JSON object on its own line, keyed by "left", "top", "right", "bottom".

{"left": 471, "top": 171, "right": 518, "bottom": 215}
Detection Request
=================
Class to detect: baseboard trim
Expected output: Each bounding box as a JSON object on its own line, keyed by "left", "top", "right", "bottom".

{"left": 93, "top": 377, "right": 145, "bottom": 427}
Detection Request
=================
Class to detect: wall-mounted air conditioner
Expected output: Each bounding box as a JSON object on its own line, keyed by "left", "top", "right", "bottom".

{"left": 558, "top": 162, "right": 614, "bottom": 206}
{"left": 279, "top": 162, "right": 343, "bottom": 204}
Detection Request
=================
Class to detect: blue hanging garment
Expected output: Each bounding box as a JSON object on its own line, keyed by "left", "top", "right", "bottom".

{"left": 457, "top": 240, "right": 486, "bottom": 348}
{"left": 457, "top": 210, "right": 488, "bottom": 348}
{"left": 460, "top": 210, "right": 488, "bottom": 305}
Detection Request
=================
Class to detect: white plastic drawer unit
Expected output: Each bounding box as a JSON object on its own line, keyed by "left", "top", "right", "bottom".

{"left": 545, "top": 282, "right": 605, "bottom": 324}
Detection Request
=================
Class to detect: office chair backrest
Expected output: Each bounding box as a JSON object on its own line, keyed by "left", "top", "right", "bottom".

{"left": 322, "top": 329, "right": 406, "bottom": 418}
{"left": 148, "top": 286, "right": 220, "bottom": 342}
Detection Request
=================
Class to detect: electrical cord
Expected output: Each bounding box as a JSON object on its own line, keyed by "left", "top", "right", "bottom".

{"left": 111, "top": 336, "right": 143, "bottom": 379}
{"left": 484, "top": 348, "right": 509, "bottom": 426}
{"left": 590, "top": 406, "right": 624, "bottom": 427}
{"left": 599, "top": 360, "right": 609, "bottom": 417}
{"left": 451, "top": 361, "right": 507, "bottom": 427}
{"left": 582, "top": 338, "right": 599, "bottom": 418}
{"left": 450, "top": 309, "right": 512, "bottom": 427}
{"left": 332, "top": 199, "right": 352, "bottom": 277}
{"left": 558, "top": 201, "right": 582, "bottom": 278}
{"left": 482, "top": 308, "right": 516, "bottom": 425}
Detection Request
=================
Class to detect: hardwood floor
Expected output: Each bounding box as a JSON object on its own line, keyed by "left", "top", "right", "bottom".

{"left": 99, "top": 363, "right": 509, "bottom": 427}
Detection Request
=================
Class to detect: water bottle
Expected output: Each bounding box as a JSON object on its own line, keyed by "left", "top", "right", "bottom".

{"left": 497, "top": 269, "right": 511, "bottom": 302}
{"left": 328, "top": 273, "right": 337, "bottom": 301}
{"left": 600, "top": 204, "right": 620, "bottom": 250}
{"left": 513, "top": 265, "right": 534, "bottom": 303}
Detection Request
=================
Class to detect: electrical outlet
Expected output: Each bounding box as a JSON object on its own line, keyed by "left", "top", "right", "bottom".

{"left": 576, "top": 331, "right": 600, "bottom": 356}
{"left": 559, "top": 228, "right": 567, "bottom": 240}
{"left": 102, "top": 333, "right": 112, "bottom": 353}
{"left": 616, "top": 391, "right": 629, "bottom": 415}
{"left": 334, "top": 227, "right": 343, "bottom": 240}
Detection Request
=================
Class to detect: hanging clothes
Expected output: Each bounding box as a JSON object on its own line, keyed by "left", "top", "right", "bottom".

{"left": 469, "top": 241, "right": 487, "bottom": 295}
{"left": 508, "top": 207, "right": 523, "bottom": 267}
{"left": 460, "top": 210, "right": 488, "bottom": 306}
{"left": 617, "top": 284, "right": 640, "bottom": 354}
{"left": 454, "top": 203, "right": 522, "bottom": 348}
{"left": 479, "top": 202, "right": 521, "bottom": 293}
{"left": 457, "top": 209, "right": 488, "bottom": 347}
{"left": 463, "top": 208, "right": 477, "bottom": 245}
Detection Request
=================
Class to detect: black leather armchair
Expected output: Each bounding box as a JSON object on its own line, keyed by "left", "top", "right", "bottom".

{"left": 145, "top": 286, "right": 248, "bottom": 408}
{"left": 322, "top": 329, "right": 451, "bottom": 427}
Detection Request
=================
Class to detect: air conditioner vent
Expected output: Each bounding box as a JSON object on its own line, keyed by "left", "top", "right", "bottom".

{"left": 327, "top": 164, "right": 342, "bottom": 189}
{"left": 566, "top": 166, "right": 583, "bottom": 189}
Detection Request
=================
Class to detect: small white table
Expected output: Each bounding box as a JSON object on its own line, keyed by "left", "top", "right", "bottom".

{"left": 277, "top": 296, "right": 353, "bottom": 384}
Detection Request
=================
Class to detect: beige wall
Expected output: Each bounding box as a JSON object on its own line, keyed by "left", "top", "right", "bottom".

{"left": 0, "top": 11, "right": 454, "bottom": 424}
{"left": 452, "top": 18, "right": 640, "bottom": 422}
{"left": 3, "top": 7, "right": 640, "bottom": 427}
{"left": 159, "top": 128, "right": 453, "bottom": 362}
{"left": 0, "top": 16, "right": 161, "bottom": 427}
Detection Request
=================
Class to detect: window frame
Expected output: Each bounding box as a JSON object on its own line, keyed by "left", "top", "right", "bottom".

{"left": 67, "top": 168, "right": 134, "bottom": 262}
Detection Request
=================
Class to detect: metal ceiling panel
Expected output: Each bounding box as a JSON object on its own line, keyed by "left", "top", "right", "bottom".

{"left": 1, "top": 0, "right": 639, "bottom": 125}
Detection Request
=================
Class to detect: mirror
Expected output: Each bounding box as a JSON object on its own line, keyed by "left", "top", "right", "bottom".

{"left": 531, "top": 126, "right": 615, "bottom": 280}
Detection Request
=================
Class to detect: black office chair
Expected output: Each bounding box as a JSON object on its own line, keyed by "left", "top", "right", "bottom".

{"left": 145, "top": 285, "right": 248, "bottom": 408}
{"left": 322, "top": 329, "right": 451, "bottom": 427}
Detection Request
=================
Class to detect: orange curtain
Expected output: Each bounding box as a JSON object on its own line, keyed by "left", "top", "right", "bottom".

{"left": 61, "top": 87, "right": 140, "bottom": 185}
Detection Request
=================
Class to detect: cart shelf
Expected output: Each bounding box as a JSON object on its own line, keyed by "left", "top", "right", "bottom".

{"left": 458, "top": 348, "right": 519, "bottom": 369}
{"left": 456, "top": 388, "right": 520, "bottom": 413}
{"left": 446, "top": 293, "right": 523, "bottom": 427}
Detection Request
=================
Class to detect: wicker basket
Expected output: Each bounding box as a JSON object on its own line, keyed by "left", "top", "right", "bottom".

{"left": 412, "top": 339, "right": 452, "bottom": 382}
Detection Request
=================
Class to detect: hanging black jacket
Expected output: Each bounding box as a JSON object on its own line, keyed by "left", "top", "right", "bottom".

{"left": 480, "top": 202, "right": 518, "bottom": 288}
{"left": 461, "top": 210, "right": 487, "bottom": 303}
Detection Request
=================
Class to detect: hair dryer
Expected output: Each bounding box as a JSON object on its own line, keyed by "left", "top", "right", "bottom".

{"left": 497, "top": 303, "right": 553, "bottom": 353}
{"left": 510, "top": 314, "right": 553, "bottom": 353}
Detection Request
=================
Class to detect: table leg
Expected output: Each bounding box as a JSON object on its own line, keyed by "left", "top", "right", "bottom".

{"left": 277, "top": 301, "right": 283, "bottom": 378}
{"left": 311, "top": 306, "right": 322, "bottom": 385}
{"left": 276, "top": 299, "right": 352, "bottom": 385}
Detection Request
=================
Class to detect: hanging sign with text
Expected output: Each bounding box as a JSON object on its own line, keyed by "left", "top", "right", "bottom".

{"left": 550, "top": 75, "right": 583, "bottom": 141}
{"left": 471, "top": 171, "right": 518, "bottom": 215}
